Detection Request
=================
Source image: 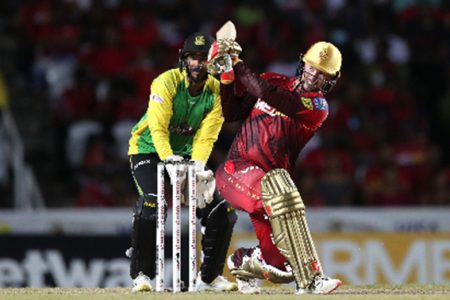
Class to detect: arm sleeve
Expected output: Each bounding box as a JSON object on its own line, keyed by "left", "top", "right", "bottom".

{"left": 146, "top": 76, "right": 176, "bottom": 160}
{"left": 234, "top": 62, "right": 312, "bottom": 120}
{"left": 220, "top": 80, "right": 258, "bottom": 122}
{"left": 191, "top": 92, "right": 224, "bottom": 163}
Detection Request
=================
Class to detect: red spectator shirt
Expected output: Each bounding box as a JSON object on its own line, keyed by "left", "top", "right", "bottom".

{"left": 221, "top": 62, "right": 329, "bottom": 174}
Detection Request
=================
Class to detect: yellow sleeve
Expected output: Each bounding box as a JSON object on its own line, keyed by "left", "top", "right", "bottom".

{"left": 147, "top": 70, "right": 178, "bottom": 160}
{"left": 191, "top": 79, "right": 224, "bottom": 163}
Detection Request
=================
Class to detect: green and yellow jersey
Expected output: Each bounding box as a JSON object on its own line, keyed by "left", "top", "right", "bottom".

{"left": 128, "top": 68, "right": 224, "bottom": 164}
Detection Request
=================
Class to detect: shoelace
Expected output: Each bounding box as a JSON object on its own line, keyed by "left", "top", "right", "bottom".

{"left": 248, "top": 278, "right": 259, "bottom": 287}
{"left": 311, "top": 276, "right": 329, "bottom": 289}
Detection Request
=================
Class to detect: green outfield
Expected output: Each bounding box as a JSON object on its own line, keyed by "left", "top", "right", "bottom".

{"left": 0, "top": 285, "right": 449, "bottom": 300}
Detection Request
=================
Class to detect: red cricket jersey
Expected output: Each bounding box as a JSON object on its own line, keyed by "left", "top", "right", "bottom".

{"left": 221, "top": 62, "right": 329, "bottom": 174}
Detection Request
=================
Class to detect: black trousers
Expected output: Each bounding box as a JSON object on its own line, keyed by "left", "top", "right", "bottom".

{"left": 130, "top": 153, "right": 163, "bottom": 197}
{"left": 129, "top": 153, "right": 237, "bottom": 283}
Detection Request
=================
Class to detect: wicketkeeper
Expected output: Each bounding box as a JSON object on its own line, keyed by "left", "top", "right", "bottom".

{"left": 127, "top": 32, "right": 237, "bottom": 293}
{"left": 208, "top": 38, "right": 343, "bottom": 294}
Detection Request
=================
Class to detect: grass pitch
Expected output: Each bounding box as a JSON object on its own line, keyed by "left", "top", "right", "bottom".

{"left": 0, "top": 285, "right": 449, "bottom": 300}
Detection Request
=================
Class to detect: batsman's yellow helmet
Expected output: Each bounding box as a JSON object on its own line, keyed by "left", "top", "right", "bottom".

{"left": 302, "top": 41, "right": 342, "bottom": 76}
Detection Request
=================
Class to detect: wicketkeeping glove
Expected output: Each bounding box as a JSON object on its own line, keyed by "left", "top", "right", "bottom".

{"left": 164, "top": 155, "right": 187, "bottom": 187}
{"left": 195, "top": 169, "right": 216, "bottom": 209}
{"left": 189, "top": 160, "right": 215, "bottom": 208}
{"left": 190, "top": 160, "right": 205, "bottom": 172}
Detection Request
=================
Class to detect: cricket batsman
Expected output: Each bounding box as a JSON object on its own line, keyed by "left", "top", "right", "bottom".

{"left": 208, "top": 38, "right": 343, "bottom": 294}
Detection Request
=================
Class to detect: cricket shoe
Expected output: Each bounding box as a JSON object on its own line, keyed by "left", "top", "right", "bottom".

{"left": 196, "top": 272, "right": 238, "bottom": 291}
{"left": 296, "top": 275, "right": 342, "bottom": 295}
{"left": 227, "top": 247, "right": 261, "bottom": 294}
{"left": 235, "top": 277, "right": 261, "bottom": 294}
{"left": 131, "top": 271, "right": 153, "bottom": 292}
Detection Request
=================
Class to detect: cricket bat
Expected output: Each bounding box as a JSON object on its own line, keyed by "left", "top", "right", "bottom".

{"left": 216, "top": 20, "right": 237, "bottom": 40}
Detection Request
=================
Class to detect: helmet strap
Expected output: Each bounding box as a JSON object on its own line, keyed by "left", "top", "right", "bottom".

{"left": 320, "top": 71, "right": 340, "bottom": 94}
{"left": 179, "top": 49, "right": 187, "bottom": 71}
{"left": 295, "top": 54, "right": 305, "bottom": 77}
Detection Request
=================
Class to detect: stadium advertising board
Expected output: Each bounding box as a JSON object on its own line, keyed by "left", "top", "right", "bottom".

{"left": 1, "top": 233, "right": 449, "bottom": 287}
{"left": 0, "top": 235, "right": 131, "bottom": 287}
{"left": 230, "top": 232, "right": 450, "bottom": 286}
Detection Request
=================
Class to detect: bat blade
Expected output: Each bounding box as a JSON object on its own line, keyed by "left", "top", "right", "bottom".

{"left": 216, "top": 20, "right": 236, "bottom": 40}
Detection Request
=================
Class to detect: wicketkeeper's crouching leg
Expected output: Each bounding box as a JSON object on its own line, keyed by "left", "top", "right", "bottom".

{"left": 196, "top": 192, "right": 238, "bottom": 291}
{"left": 129, "top": 194, "right": 159, "bottom": 292}
{"left": 228, "top": 169, "right": 342, "bottom": 294}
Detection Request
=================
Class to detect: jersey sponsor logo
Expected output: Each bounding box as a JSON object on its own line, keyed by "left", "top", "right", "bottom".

{"left": 301, "top": 97, "right": 313, "bottom": 110}
{"left": 133, "top": 159, "right": 152, "bottom": 171}
{"left": 170, "top": 123, "right": 194, "bottom": 136}
{"left": 150, "top": 93, "right": 164, "bottom": 104}
{"left": 254, "top": 99, "right": 286, "bottom": 117}
{"left": 238, "top": 165, "right": 261, "bottom": 174}
{"left": 313, "top": 97, "right": 328, "bottom": 111}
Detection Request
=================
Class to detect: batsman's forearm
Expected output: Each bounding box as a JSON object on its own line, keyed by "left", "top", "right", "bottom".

{"left": 220, "top": 82, "right": 254, "bottom": 122}
{"left": 220, "top": 83, "right": 237, "bottom": 121}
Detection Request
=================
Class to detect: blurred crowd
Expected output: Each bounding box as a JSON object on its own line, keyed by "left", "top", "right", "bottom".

{"left": 0, "top": 0, "right": 449, "bottom": 207}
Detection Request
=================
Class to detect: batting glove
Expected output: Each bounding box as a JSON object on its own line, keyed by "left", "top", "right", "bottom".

{"left": 207, "top": 39, "right": 242, "bottom": 76}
